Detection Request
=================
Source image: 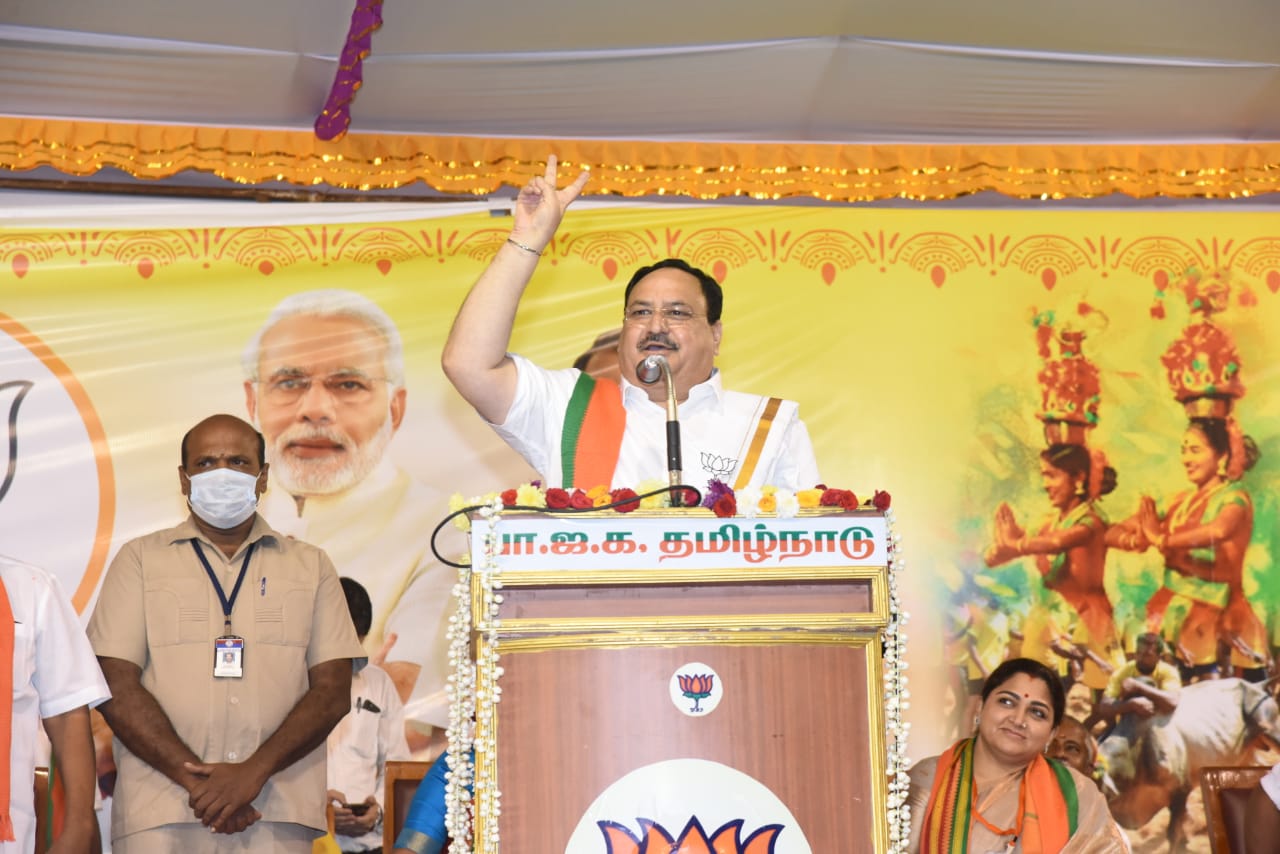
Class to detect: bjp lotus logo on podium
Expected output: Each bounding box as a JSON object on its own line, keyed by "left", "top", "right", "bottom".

{"left": 670, "top": 662, "right": 723, "bottom": 717}
{"left": 677, "top": 673, "right": 714, "bottom": 713}
{"left": 564, "top": 759, "right": 812, "bottom": 854}
{"left": 598, "top": 816, "right": 782, "bottom": 854}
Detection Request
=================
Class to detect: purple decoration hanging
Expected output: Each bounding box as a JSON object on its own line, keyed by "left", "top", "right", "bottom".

{"left": 314, "top": 0, "right": 384, "bottom": 141}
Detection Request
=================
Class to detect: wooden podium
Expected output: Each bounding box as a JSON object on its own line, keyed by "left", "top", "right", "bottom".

{"left": 466, "top": 509, "right": 893, "bottom": 853}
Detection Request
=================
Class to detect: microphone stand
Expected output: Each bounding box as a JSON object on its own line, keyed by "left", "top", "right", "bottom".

{"left": 638, "top": 356, "right": 685, "bottom": 507}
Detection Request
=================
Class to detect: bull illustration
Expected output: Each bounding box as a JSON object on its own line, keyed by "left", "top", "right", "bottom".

{"left": 1100, "top": 677, "right": 1280, "bottom": 848}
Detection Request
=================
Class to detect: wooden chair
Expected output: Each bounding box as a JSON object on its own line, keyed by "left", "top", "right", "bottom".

{"left": 384, "top": 760, "right": 432, "bottom": 852}
{"left": 1200, "top": 765, "right": 1271, "bottom": 854}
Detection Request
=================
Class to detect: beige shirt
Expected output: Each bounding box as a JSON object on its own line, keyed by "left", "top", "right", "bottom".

{"left": 88, "top": 515, "right": 365, "bottom": 838}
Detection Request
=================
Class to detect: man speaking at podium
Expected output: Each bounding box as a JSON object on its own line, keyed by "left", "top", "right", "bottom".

{"left": 442, "top": 156, "right": 820, "bottom": 493}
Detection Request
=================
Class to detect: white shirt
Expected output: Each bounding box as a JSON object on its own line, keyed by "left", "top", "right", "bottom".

{"left": 325, "top": 662, "right": 410, "bottom": 852}
{"left": 258, "top": 460, "right": 459, "bottom": 727}
{"left": 2, "top": 555, "right": 110, "bottom": 854}
{"left": 493, "top": 355, "right": 821, "bottom": 492}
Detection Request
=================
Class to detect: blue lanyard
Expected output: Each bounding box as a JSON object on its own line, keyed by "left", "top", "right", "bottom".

{"left": 191, "top": 539, "right": 257, "bottom": 634}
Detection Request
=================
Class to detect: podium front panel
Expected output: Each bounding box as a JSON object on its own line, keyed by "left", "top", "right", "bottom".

{"left": 467, "top": 512, "right": 894, "bottom": 853}
{"left": 493, "top": 640, "right": 879, "bottom": 853}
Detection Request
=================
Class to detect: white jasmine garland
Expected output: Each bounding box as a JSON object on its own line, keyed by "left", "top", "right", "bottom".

{"left": 882, "top": 506, "right": 911, "bottom": 853}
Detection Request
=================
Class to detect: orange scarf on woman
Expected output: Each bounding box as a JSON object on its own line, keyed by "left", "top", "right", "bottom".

{"left": 920, "top": 737, "right": 1077, "bottom": 854}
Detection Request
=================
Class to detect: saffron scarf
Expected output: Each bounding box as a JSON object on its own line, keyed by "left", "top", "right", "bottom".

{"left": 561, "top": 373, "right": 626, "bottom": 489}
{"left": 0, "top": 576, "right": 15, "bottom": 841}
{"left": 920, "top": 738, "right": 1077, "bottom": 854}
{"left": 560, "top": 376, "right": 784, "bottom": 492}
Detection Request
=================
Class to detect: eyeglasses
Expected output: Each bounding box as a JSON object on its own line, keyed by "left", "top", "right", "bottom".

{"left": 623, "top": 306, "right": 705, "bottom": 326}
{"left": 257, "top": 372, "right": 390, "bottom": 405}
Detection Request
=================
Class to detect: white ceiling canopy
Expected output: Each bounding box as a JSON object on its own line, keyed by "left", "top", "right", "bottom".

{"left": 2, "top": 0, "right": 1279, "bottom": 199}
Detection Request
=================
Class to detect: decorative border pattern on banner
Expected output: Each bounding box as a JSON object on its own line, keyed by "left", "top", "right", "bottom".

{"left": 2, "top": 224, "right": 1279, "bottom": 298}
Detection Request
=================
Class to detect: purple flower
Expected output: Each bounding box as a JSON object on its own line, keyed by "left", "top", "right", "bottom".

{"left": 701, "top": 478, "right": 734, "bottom": 510}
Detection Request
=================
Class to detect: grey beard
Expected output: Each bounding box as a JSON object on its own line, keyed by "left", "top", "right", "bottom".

{"left": 267, "top": 417, "right": 393, "bottom": 497}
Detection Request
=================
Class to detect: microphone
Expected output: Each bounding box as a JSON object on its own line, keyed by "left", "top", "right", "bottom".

{"left": 634, "top": 355, "right": 685, "bottom": 506}
{"left": 637, "top": 355, "right": 663, "bottom": 385}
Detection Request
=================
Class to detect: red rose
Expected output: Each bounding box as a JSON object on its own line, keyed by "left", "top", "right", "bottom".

{"left": 500, "top": 488, "right": 518, "bottom": 507}
{"left": 545, "top": 487, "right": 571, "bottom": 509}
{"left": 676, "top": 487, "right": 701, "bottom": 508}
{"left": 872, "top": 489, "right": 892, "bottom": 510}
{"left": 837, "top": 490, "right": 859, "bottom": 511}
{"left": 819, "top": 488, "right": 842, "bottom": 507}
{"left": 611, "top": 487, "right": 640, "bottom": 513}
{"left": 569, "top": 489, "right": 594, "bottom": 510}
{"left": 712, "top": 494, "right": 737, "bottom": 518}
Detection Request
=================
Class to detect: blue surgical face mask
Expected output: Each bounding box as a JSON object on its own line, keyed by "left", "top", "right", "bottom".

{"left": 186, "top": 468, "right": 261, "bottom": 529}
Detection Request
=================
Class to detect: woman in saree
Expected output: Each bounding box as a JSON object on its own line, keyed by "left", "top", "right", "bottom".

{"left": 908, "top": 657, "right": 1128, "bottom": 853}
{"left": 391, "top": 750, "right": 450, "bottom": 854}
{"left": 985, "top": 444, "right": 1124, "bottom": 693}
{"left": 1106, "top": 416, "right": 1268, "bottom": 680}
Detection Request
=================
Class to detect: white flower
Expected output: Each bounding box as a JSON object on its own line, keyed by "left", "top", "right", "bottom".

{"left": 736, "top": 486, "right": 762, "bottom": 518}
{"left": 775, "top": 490, "right": 799, "bottom": 518}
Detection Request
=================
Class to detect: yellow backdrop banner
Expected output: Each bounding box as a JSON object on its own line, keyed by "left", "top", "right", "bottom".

{"left": 2, "top": 204, "right": 1279, "bottom": 844}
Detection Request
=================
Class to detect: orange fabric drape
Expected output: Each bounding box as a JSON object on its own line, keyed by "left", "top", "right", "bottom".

{"left": 4, "top": 115, "right": 1280, "bottom": 201}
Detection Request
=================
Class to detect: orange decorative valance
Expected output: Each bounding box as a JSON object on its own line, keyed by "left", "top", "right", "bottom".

{"left": 3, "top": 115, "right": 1280, "bottom": 201}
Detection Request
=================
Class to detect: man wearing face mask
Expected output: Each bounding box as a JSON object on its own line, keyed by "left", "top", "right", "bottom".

{"left": 87, "top": 414, "right": 365, "bottom": 853}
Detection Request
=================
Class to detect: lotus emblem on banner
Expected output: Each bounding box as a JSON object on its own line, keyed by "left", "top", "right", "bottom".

{"left": 598, "top": 816, "right": 782, "bottom": 854}
{"left": 0, "top": 317, "right": 115, "bottom": 615}
{"left": 0, "top": 380, "right": 33, "bottom": 502}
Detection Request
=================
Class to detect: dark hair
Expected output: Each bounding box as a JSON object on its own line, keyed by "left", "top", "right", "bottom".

{"left": 1135, "top": 631, "right": 1164, "bottom": 653}
{"left": 180, "top": 416, "right": 266, "bottom": 469}
{"left": 340, "top": 576, "right": 373, "bottom": 638}
{"left": 980, "top": 657, "right": 1066, "bottom": 727}
{"left": 623, "top": 258, "right": 723, "bottom": 324}
{"left": 1040, "top": 443, "right": 1117, "bottom": 497}
{"left": 1187, "top": 417, "right": 1261, "bottom": 473}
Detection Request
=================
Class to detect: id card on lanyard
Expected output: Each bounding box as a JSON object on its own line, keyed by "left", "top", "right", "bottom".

{"left": 192, "top": 539, "right": 257, "bottom": 679}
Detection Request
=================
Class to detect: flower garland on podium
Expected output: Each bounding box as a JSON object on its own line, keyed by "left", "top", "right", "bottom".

{"left": 435, "top": 481, "right": 910, "bottom": 854}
